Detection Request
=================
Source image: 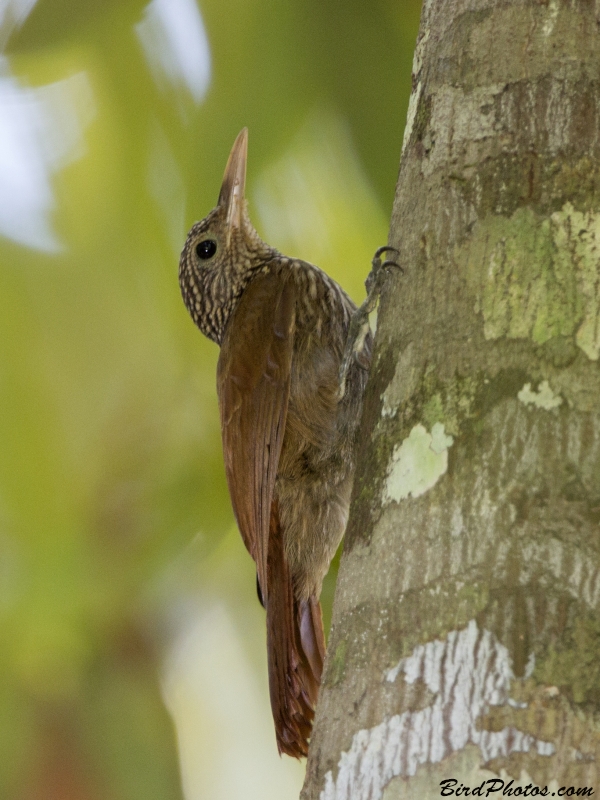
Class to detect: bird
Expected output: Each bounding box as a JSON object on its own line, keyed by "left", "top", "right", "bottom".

{"left": 179, "top": 128, "right": 398, "bottom": 757}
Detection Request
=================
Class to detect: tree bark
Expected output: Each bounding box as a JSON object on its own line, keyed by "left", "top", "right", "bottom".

{"left": 302, "top": 1, "right": 600, "bottom": 798}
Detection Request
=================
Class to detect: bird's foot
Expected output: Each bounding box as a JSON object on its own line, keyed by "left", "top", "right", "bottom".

{"left": 338, "top": 246, "right": 401, "bottom": 400}
{"left": 365, "top": 245, "right": 402, "bottom": 299}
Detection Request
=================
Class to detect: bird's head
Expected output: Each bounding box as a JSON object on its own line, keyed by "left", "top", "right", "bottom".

{"left": 179, "top": 128, "right": 276, "bottom": 343}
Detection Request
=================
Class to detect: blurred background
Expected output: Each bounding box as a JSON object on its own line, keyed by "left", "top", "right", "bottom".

{"left": 0, "top": 0, "right": 420, "bottom": 797}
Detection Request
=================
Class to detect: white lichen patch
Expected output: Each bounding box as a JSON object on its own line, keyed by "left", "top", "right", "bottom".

{"left": 381, "top": 392, "right": 398, "bottom": 420}
{"left": 520, "top": 536, "right": 600, "bottom": 610}
{"left": 400, "top": 16, "right": 429, "bottom": 156}
{"left": 383, "top": 423, "right": 454, "bottom": 504}
{"left": 412, "top": 28, "right": 429, "bottom": 77}
{"left": 430, "top": 422, "right": 453, "bottom": 454}
{"left": 421, "top": 84, "right": 506, "bottom": 177}
{"left": 401, "top": 81, "right": 422, "bottom": 155}
{"left": 517, "top": 380, "right": 562, "bottom": 410}
{"left": 433, "top": 85, "right": 502, "bottom": 145}
{"left": 541, "top": 0, "right": 559, "bottom": 37}
{"left": 320, "top": 621, "right": 554, "bottom": 800}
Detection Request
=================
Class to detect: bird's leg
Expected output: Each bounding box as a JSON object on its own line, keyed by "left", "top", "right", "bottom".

{"left": 338, "top": 246, "right": 401, "bottom": 400}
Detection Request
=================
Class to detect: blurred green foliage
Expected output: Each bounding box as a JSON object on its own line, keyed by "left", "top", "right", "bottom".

{"left": 0, "top": 0, "right": 420, "bottom": 797}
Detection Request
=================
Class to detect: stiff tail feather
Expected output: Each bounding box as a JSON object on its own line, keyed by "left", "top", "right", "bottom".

{"left": 265, "top": 504, "right": 325, "bottom": 757}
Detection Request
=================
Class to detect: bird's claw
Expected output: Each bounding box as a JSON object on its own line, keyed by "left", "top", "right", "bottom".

{"left": 339, "top": 245, "right": 403, "bottom": 399}
{"left": 373, "top": 245, "right": 399, "bottom": 261}
{"left": 366, "top": 246, "right": 402, "bottom": 295}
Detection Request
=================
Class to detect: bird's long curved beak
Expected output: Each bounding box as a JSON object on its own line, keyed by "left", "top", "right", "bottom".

{"left": 218, "top": 128, "right": 248, "bottom": 240}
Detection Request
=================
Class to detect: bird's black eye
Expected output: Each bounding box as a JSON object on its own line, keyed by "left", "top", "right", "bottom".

{"left": 195, "top": 239, "right": 217, "bottom": 260}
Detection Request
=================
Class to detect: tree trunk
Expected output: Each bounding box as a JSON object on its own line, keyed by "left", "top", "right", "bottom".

{"left": 302, "top": 1, "right": 600, "bottom": 798}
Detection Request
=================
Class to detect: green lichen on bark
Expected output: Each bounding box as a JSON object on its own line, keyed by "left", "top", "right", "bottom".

{"left": 412, "top": 368, "right": 527, "bottom": 444}
{"left": 459, "top": 203, "right": 600, "bottom": 359}
{"left": 555, "top": 205, "right": 600, "bottom": 360}
{"left": 326, "top": 638, "right": 348, "bottom": 688}
{"left": 419, "top": 373, "right": 479, "bottom": 436}
{"left": 533, "top": 608, "right": 600, "bottom": 708}
{"left": 421, "top": 393, "right": 444, "bottom": 430}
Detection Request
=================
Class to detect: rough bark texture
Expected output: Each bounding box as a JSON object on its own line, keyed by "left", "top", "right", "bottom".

{"left": 301, "top": 1, "right": 600, "bottom": 798}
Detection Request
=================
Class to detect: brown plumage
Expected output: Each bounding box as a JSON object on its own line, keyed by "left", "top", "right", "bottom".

{"left": 179, "top": 129, "right": 384, "bottom": 757}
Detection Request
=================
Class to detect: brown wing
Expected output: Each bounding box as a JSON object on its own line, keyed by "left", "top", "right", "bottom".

{"left": 217, "top": 271, "right": 296, "bottom": 601}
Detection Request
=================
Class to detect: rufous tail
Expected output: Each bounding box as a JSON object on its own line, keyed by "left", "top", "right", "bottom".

{"left": 265, "top": 504, "right": 325, "bottom": 758}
